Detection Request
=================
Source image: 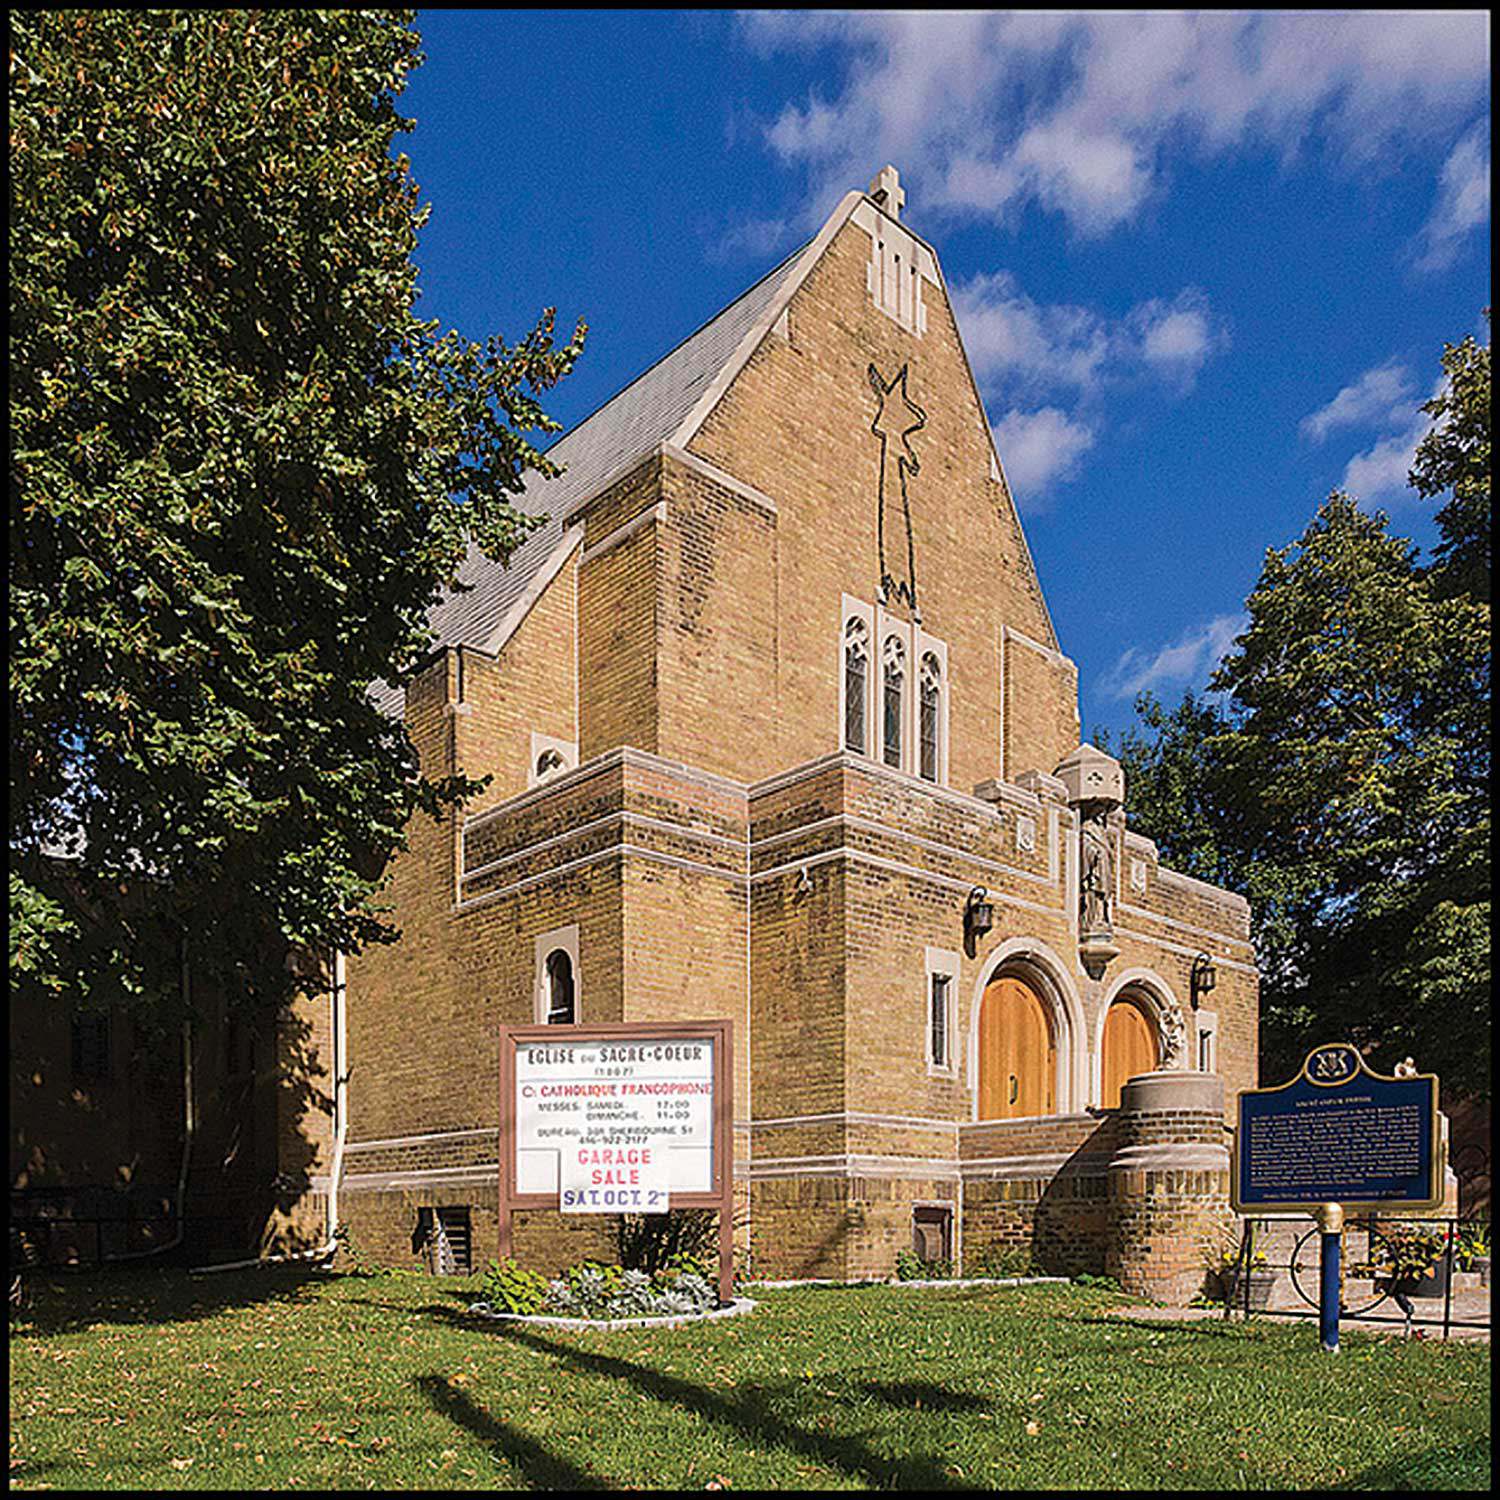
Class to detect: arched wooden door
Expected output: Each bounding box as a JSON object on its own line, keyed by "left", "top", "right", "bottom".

{"left": 1101, "top": 997, "right": 1158, "bottom": 1109}
{"left": 978, "top": 975, "right": 1055, "bottom": 1120}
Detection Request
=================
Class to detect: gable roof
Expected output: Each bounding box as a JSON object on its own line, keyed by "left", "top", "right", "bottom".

{"left": 370, "top": 238, "right": 813, "bottom": 716}
{"left": 375, "top": 177, "right": 1060, "bottom": 716}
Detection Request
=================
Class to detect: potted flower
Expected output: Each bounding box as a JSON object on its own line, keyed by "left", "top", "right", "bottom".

{"left": 1350, "top": 1224, "right": 1451, "bottom": 1299}
{"left": 1207, "top": 1224, "right": 1276, "bottom": 1310}
{"left": 1454, "top": 1223, "right": 1489, "bottom": 1287}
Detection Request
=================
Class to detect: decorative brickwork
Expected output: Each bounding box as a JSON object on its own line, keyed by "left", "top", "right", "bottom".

{"left": 238, "top": 171, "right": 1273, "bottom": 1303}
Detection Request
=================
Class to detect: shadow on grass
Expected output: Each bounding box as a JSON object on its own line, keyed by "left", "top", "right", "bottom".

{"left": 860, "top": 1379, "right": 992, "bottom": 1413}
{"left": 8, "top": 1264, "right": 331, "bottom": 1339}
{"left": 1073, "top": 1313, "right": 1259, "bottom": 1340}
{"left": 1337, "top": 1436, "right": 1490, "bottom": 1491}
{"left": 414, "top": 1375, "right": 605, "bottom": 1490}
{"left": 419, "top": 1305, "right": 976, "bottom": 1489}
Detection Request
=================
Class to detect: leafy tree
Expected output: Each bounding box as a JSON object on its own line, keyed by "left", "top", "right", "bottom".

{"left": 1108, "top": 495, "right": 1489, "bottom": 1095}
{"left": 10, "top": 12, "right": 585, "bottom": 1023}
{"left": 1409, "top": 314, "right": 1490, "bottom": 605}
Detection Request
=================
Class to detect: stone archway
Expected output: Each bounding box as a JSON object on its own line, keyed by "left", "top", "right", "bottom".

{"left": 967, "top": 939, "right": 1085, "bottom": 1120}
{"left": 977, "top": 973, "right": 1054, "bottom": 1119}
{"left": 1094, "top": 967, "right": 1188, "bottom": 1108}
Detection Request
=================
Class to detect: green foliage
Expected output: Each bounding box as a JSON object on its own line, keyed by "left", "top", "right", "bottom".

{"left": 1453, "top": 1222, "right": 1489, "bottom": 1270}
{"left": 10, "top": 11, "right": 585, "bottom": 1019}
{"left": 1070, "top": 1272, "right": 1122, "bottom": 1292}
{"left": 893, "top": 1248, "right": 952, "bottom": 1281}
{"left": 966, "top": 1243, "right": 1038, "bottom": 1279}
{"left": 1110, "top": 482, "right": 1490, "bottom": 1093}
{"left": 1409, "top": 314, "right": 1491, "bottom": 605}
{"left": 470, "top": 1256, "right": 723, "bottom": 1320}
{"left": 1349, "top": 1225, "right": 1450, "bottom": 1286}
{"left": 478, "top": 1257, "right": 549, "bottom": 1316}
{"left": 614, "top": 1208, "right": 720, "bottom": 1278}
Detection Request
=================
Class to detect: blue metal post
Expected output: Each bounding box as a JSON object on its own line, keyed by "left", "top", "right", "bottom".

{"left": 1317, "top": 1203, "right": 1343, "bottom": 1353}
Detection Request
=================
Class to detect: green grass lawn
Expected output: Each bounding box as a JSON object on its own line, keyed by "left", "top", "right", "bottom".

{"left": 8, "top": 1266, "right": 1490, "bottom": 1490}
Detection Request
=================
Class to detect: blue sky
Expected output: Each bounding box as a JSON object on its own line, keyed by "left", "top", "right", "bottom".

{"left": 400, "top": 10, "right": 1490, "bottom": 745}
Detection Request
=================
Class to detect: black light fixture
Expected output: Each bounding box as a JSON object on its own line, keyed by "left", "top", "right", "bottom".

{"left": 1190, "top": 952, "right": 1217, "bottom": 1010}
{"left": 964, "top": 886, "right": 994, "bottom": 958}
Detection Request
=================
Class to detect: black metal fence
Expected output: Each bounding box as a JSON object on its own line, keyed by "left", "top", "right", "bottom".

{"left": 1222, "top": 1213, "right": 1490, "bottom": 1340}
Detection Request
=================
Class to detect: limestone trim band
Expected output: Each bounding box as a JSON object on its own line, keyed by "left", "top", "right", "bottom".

{"left": 751, "top": 1110, "right": 960, "bottom": 1132}
{"left": 751, "top": 812, "right": 1051, "bottom": 889}
{"left": 463, "top": 809, "right": 749, "bottom": 888}
{"left": 748, "top": 1153, "right": 963, "bottom": 1181}
{"left": 344, "top": 1127, "right": 498, "bottom": 1154}
{"left": 579, "top": 500, "right": 668, "bottom": 567}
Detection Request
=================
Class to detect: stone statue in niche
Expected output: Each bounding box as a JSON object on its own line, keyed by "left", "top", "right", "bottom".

{"left": 1156, "top": 998, "right": 1186, "bottom": 1069}
{"left": 867, "top": 362, "right": 926, "bottom": 620}
{"left": 1055, "top": 743, "right": 1124, "bottom": 971}
{"left": 1079, "top": 806, "right": 1114, "bottom": 939}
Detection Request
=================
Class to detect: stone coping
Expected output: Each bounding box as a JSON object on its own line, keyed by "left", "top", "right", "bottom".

{"left": 464, "top": 1297, "right": 757, "bottom": 1332}
{"left": 744, "top": 1275, "right": 1070, "bottom": 1290}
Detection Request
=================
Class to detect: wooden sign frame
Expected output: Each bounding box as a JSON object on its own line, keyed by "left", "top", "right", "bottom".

{"left": 498, "top": 1019, "right": 735, "bottom": 1305}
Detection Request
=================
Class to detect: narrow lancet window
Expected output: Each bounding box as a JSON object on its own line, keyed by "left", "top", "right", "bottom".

{"left": 883, "top": 636, "right": 905, "bottom": 768}
{"left": 920, "top": 653, "right": 941, "bottom": 783}
{"left": 930, "top": 973, "right": 949, "bottom": 1068}
{"left": 844, "top": 618, "right": 868, "bottom": 753}
{"left": 545, "top": 949, "right": 575, "bottom": 1025}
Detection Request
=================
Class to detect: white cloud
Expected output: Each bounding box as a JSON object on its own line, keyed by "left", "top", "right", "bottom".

{"left": 1130, "top": 293, "right": 1219, "bottom": 387}
{"left": 1299, "top": 361, "right": 1416, "bottom": 442}
{"left": 1108, "top": 612, "right": 1247, "bottom": 700}
{"left": 739, "top": 12, "right": 1491, "bottom": 237}
{"left": 1415, "top": 120, "right": 1491, "bottom": 272}
{"left": 949, "top": 272, "right": 1109, "bottom": 393}
{"left": 952, "top": 279, "right": 1224, "bottom": 502}
{"left": 1337, "top": 377, "right": 1444, "bottom": 506}
{"left": 991, "top": 408, "right": 1096, "bottom": 505}
{"left": 951, "top": 276, "right": 1224, "bottom": 397}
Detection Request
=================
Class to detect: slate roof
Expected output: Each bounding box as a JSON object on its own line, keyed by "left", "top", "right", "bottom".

{"left": 371, "top": 239, "right": 810, "bottom": 716}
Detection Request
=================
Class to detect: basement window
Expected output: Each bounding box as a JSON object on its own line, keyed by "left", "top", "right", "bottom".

{"left": 418, "top": 1205, "right": 473, "bottom": 1275}
{"left": 911, "top": 1204, "right": 953, "bottom": 1266}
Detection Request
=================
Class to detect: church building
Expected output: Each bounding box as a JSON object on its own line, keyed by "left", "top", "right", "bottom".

{"left": 280, "top": 166, "right": 1260, "bottom": 1298}
{"left": 11, "top": 169, "right": 1263, "bottom": 1302}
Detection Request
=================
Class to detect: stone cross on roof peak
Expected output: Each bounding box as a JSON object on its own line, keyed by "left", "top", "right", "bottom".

{"left": 868, "top": 165, "right": 905, "bottom": 220}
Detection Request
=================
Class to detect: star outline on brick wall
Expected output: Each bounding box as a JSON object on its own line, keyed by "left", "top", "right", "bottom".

{"left": 868, "top": 362, "right": 927, "bottom": 621}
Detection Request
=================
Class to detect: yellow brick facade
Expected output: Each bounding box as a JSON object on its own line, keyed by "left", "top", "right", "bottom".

{"left": 285, "top": 176, "right": 1261, "bottom": 1300}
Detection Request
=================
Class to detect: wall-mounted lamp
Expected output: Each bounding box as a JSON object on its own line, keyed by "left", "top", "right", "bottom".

{"left": 964, "top": 886, "right": 994, "bottom": 958}
{"left": 1190, "top": 952, "right": 1217, "bottom": 1010}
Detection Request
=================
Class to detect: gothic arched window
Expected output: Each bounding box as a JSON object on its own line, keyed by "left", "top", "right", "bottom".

{"left": 844, "top": 618, "right": 869, "bottom": 754}
{"left": 919, "top": 653, "right": 941, "bottom": 783}
{"left": 883, "top": 636, "right": 906, "bottom": 769}
{"left": 544, "top": 949, "right": 575, "bottom": 1025}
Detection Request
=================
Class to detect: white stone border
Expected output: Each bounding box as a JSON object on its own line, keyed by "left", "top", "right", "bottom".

{"left": 465, "top": 1297, "right": 758, "bottom": 1332}
{"left": 745, "top": 1276, "right": 1069, "bottom": 1290}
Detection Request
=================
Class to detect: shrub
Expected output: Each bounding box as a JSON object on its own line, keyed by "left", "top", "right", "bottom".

{"left": 1454, "top": 1222, "right": 1489, "bottom": 1270}
{"left": 894, "top": 1249, "right": 952, "bottom": 1281}
{"left": 479, "top": 1258, "right": 549, "bottom": 1316}
{"left": 1072, "top": 1272, "right": 1123, "bottom": 1292}
{"left": 546, "top": 1261, "right": 716, "bottom": 1320}
{"left": 614, "top": 1209, "right": 720, "bottom": 1277}
{"left": 473, "top": 1255, "right": 721, "bottom": 1321}
{"left": 968, "top": 1244, "right": 1038, "bottom": 1278}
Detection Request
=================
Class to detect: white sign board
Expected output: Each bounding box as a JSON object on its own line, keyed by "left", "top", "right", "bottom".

{"left": 559, "top": 1142, "right": 673, "bottom": 1213}
{"left": 514, "top": 1037, "right": 715, "bottom": 1200}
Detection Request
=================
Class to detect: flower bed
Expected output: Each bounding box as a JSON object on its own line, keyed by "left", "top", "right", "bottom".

{"left": 474, "top": 1257, "right": 728, "bottom": 1323}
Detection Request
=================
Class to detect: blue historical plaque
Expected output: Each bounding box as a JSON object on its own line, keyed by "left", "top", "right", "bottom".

{"left": 1231, "top": 1043, "right": 1442, "bottom": 1214}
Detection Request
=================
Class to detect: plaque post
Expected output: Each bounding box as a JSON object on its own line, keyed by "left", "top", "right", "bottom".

{"left": 1315, "top": 1201, "right": 1343, "bottom": 1353}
